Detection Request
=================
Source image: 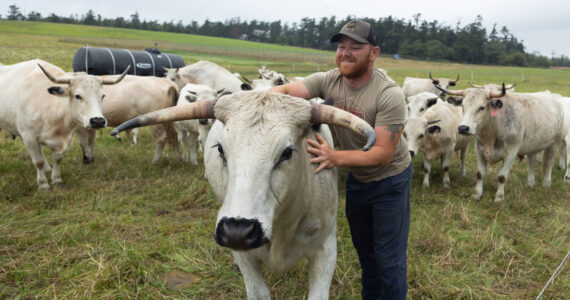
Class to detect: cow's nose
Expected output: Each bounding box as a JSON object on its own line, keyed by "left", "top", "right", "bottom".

{"left": 90, "top": 117, "right": 106, "bottom": 129}
{"left": 409, "top": 150, "right": 415, "bottom": 158}
{"left": 458, "top": 125, "right": 469, "bottom": 135}
{"left": 215, "top": 217, "right": 268, "bottom": 250}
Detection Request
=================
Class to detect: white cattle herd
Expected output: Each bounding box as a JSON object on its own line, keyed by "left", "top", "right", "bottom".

{"left": 1, "top": 58, "right": 569, "bottom": 297}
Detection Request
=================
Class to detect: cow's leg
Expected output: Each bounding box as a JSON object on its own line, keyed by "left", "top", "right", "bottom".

{"left": 494, "top": 150, "right": 518, "bottom": 202}
{"left": 542, "top": 146, "right": 556, "bottom": 187}
{"left": 179, "top": 129, "right": 190, "bottom": 162}
{"left": 164, "top": 123, "right": 181, "bottom": 161}
{"left": 563, "top": 134, "right": 570, "bottom": 182}
{"left": 422, "top": 158, "right": 431, "bottom": 188}
{"left": 51, "top": 151, "right": 64, "bottom": 186}
{"left": 442, "top": 151, "right": 453, "bottom": 188}
{"left": 527, "top": 153, "right": 537, "bottom": 187}
{"left": 75, "top": 127, "right": 96, "bottom": 164}
{"left": 307, "top": 231, "right": 336, "bottom": 300}
{"left": 131, "top": 128, "right": 138, "bottom": 146}
{"left": 188, "top": 131, "right": 199, "bottom": 165}
{"left": 473, "top": 141, "right": 487, "bottom": 200}
{"left": 150, "top": 125, "right": 167, "bottom": 164}
{"left": 459, "top": 146, "right": 467, "bottom": 177}
{"left": 232, "top": 252, "right": 270, "bottom": 300}
{"left": 24, "top": 139, "right": 49, "bottom": 189}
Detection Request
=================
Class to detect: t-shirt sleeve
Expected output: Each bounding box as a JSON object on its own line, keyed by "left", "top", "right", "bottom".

{"left": 375, "top": 85, "right": 406, "bottom": 127}
{"left": 302, "top": 72, "right": 329, "bottom": 99}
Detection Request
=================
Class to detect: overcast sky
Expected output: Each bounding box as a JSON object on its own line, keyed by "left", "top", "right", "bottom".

{"left": 7, "top": 0, "right": 570, "bottom": 58}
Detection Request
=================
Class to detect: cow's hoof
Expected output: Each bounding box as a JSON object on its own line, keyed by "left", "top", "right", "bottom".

{"left": 83, "top": 155, "right": 95, "bottom": 164}
{"left": 232, "top": 263, "right": 241, "bottom": 274}
{"left": 38, "top": 183, "right": 50, "bottom": 190}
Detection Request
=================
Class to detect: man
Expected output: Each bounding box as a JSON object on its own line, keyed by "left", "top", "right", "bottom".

{"left": 271, "top": 20, "right": 412, "bottom": 299}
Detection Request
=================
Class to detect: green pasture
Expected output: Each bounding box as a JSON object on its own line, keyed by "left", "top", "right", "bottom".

{"left": 0, "top": 21, "right": 568, "bottom": 299}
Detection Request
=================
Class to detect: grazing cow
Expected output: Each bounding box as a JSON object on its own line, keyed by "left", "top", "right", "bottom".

{"left": 402, "top": 72, "right": 459, "bottom": 99}
{"left": 0, "top": 59, "right": 127, "bottom": 189}
{"left": 174, "top": 83, "right": 225, "bottom": 164}
{"left": 75, "top": 75, "right": 181, "bottom": 164}
{"left": 110, "top": 91, "right": 376, "bottom": 299}
{"left": 436, "top": 84, "right": 564, "bottom": 202}
{"left": 164, "top": 60, "right": 252, "bottom": 92}
{"left": 406, "top": 92, "right": 444, "bottom": 118}
{"left": 405, "top": 101, "right": 472, "bottom": 188}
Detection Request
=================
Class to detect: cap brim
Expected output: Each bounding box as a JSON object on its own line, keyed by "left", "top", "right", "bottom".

{"left": 330, "top": 33, "right": 369, "bottom": 44}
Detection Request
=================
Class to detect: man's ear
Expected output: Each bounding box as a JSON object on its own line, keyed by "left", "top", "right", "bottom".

{"left": 48, "top": 86, "right": 68, "bottom": 97}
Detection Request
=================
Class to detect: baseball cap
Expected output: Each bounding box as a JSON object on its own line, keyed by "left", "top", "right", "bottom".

{"left": 330, "top": 20, "right": 378, "bottom": 46}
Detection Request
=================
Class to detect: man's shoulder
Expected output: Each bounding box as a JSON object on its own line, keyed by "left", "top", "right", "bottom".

{"left": 372, "top": 68, "right": 399, "bottom": 89}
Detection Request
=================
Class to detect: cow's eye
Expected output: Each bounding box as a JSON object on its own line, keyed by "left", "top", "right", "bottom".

{"left": 212, "top": 143, "right": 226, "bottom": 163}
{"left": 75, "top": 94, "right": 82, "bottom": 100}
{"left": 479, "top": 106, "right": 485, "bottom": 111}
{"left": 101, "top": 94, "right": 106, "bottom": 100}
{"left": 418, "top": 134, "right": 424, "bottom": 139}
{"left": 277, "top": 146, "right": 295, "bottom": 166}
{"left": 419, "top": 108, "right": 424, "bottom": 112}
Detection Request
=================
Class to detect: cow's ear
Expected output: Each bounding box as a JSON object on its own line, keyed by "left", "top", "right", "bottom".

{"left": 449, "top": 81, "right": 456, "bottom": 86}
{"left": 427, "top": 125, "right": 441, "bottom": 134}
{"left": 48, "top": 86, "right": 68, "bottom": 97}
{"left": 490, "top": 99, "right": 503, "bottom": 109}
{"left": 185, "top": 95, "right": 196, "bottom": 103}
{"left": 241, "top": 83, "right": 252, "bottom": 91}
{"left": 446, "top": 96, "right": 462, "bottom": 106}
{"left": 427, "top": 97, "right": 439, "bottom": 108}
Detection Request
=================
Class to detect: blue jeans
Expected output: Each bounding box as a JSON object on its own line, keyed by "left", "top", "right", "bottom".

{"left": 345, "top": 163, "right": 412, "bottom": 300}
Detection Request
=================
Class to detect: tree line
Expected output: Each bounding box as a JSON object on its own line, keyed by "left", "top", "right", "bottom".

{"left": 4, "top": 4, "right": 570, "bottom": 68}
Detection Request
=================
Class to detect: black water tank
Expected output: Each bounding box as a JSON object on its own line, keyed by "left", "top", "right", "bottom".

{"left": 72, "top": 46, "right": 185, "bottom": 77}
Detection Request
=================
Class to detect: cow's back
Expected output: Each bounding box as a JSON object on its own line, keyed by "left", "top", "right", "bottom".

{"left": 502, "top": 93, "right": 563, "bottom": 155}
{"left": 181, "top": 61, "right": 243, "bottom": 92}
{"left": 101, "top": 75, "right": 179, "bottom": 126}
{"left": 0, "top": 59, "right": 65, "bottom": 135}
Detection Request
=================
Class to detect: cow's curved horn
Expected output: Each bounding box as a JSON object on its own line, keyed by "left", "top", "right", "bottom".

{"left": 427, "top": 119, "right": 441, "bottom": 125}
{"left": 489, "top": 83, "right": 506, "bottom": 98}
{"left": 434, "top": 84, "right": 464, "bottom": 96}
{"left": 505, "top": 82, "right": 517, "bottom": 90}
{"left": 468, "top": 81, "right": 483, "bottom": 88}
{"left": 429, "top": 72, "right": 435, "bottom": 81}
{"left": 110, "top": 99, "right": 216, "bottom": 136}
{"left": 450, "top": 74, "right": 460, "bottom": 83}
{"left": 240, "top": 75, "right": 252, "bottom": 84}
{"left": 102, "top": 65, "right": 131, "bottom": 85}
{"left": 311, "top": 103, "right": 376, "bottom": 151}
{"left": 38, "top": 64, "right": 70, "bottom": 84}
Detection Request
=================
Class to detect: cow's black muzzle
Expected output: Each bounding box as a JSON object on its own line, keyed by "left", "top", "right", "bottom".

{"left": 215, "top": 217, "right": 269, "bottom": 250}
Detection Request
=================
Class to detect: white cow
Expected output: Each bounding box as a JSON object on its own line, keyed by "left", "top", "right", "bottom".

{"left": 164, "top": 60, "right": 252, "bottom": 92}
{"left": 402, "top": 72, "right": 459, "bottom": 99}
{"left": 109, "top": 90, "right": 376, "bottom": 299}
{"left": 75, "top": 75, "right": 181, "bottom": 164}
{"left": 174, "top": 83, "right": 225, "bottom": 164}
{"left": 405, "top": 101, "right": 472, "bottom": 188}
{"left": 406, "top": 92, "right": 444, "bottom": 118}
{"left": 0, "top": 59, "right": 127, "bottom": 189}
{"left": 438, "top": 84, "right": 564, "bottom": 202}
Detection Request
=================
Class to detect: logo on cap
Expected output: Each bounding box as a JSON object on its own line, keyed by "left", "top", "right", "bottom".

{"left": 347, "top": 21, "right": 357, "bottom": 29}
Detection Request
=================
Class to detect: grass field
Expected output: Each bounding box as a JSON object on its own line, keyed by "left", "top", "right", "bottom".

{"left": 0, "top": 21, "right": 569, "bottom": 299}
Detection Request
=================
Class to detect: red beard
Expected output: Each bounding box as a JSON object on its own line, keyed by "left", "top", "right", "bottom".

{"left": 336, "top": 56, "right": 370, "bottom": 79}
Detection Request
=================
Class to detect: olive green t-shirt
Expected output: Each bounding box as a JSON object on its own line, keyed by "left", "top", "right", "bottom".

{"left": 304, "top": 68, "right": 411, "bottom": 183}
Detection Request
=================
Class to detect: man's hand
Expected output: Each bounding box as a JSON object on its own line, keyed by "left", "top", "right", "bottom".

{"left": 307, "top": 133, "right": 337, "bottom": 173}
